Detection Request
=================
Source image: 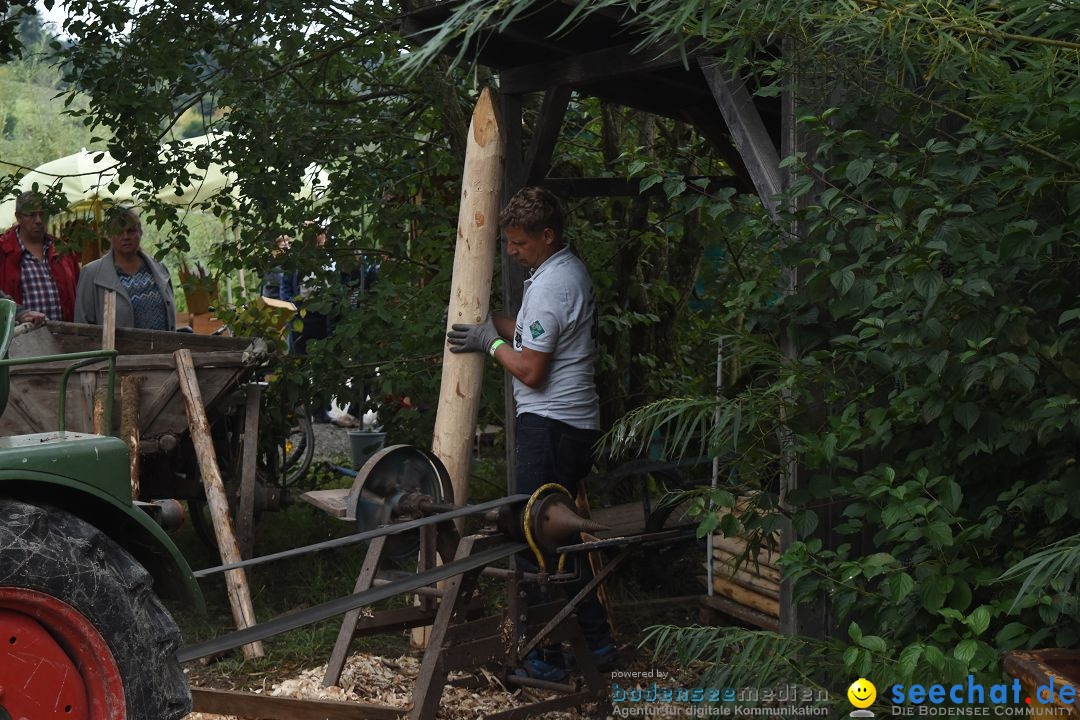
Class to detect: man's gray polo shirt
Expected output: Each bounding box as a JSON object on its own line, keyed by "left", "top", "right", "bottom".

{"left": 512, "top": 246, "right": 600, "bottom": 430}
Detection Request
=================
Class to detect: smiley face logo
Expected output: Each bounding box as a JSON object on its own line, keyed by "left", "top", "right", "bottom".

{"left": 847, "top": 678, "right": 877, "bottom": 708}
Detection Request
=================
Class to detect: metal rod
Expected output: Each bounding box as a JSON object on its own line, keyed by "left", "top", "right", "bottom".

{"left": 554, "top": 526, "right": 696, "bottom": 554}
{"left": 52, "top": 352, "right": 119, "bottom": 432}
{"left": 178, "top": 542, "right": 527, "bottom": 662}
{"left": 480, "top": 567, "right": 576, "bottom": 582}
{"left": 517, "top": 550, "right": 629, "bottom": 661}
{"left": 372, "top": 577, "right": 443, "bottom": 598}
{"left": 709, "top": 338, "right": 722, "bottom": 597}
{"left": 193, "top": 494, "right": 529, "bottom": 578}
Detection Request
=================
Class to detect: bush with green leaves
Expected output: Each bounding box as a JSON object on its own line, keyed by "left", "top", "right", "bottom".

{"left": 411, "top": 0, "right": 1080, "bottom": 696}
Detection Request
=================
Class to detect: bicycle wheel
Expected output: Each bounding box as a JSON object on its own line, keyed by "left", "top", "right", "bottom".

{"left": 280, "top": 406, "right": 315, "bottom": 486}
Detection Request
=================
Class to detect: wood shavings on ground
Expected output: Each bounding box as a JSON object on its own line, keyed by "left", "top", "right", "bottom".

{"left": 185, "top": 650, "right": 612, "bottom": 719}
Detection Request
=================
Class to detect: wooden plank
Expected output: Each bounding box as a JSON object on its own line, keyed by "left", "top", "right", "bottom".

{"left": 301, "top": 488, "right": 350, "bottom": 518}
{"left": 28, "top": 319, "right": 251, "bottom": 355}
{"left": 699, "top": 58, "right": 783, "bottom": 215}
{"left": 702, "top": 562, "right": 780, "bottom": 599}
{"left": 485, "top": 691, "right": 594, "bottom": 720}
{"left": 524, "top": 85, "right": 571, "bottom": 185}
{"left": 175, "top": 348, "right": 264, "bottom": 659}
{"left": 6, "top": 390, "right": 45, "bottom": 433}
{"left": 500, "top": 39, "right": 705, "bottom": 94}
{"left": 190, "top": 688, "right": 402, "bottom": 720}
{"left": 101, "top": 290, "right": 116, "bottom": 351}
{"left": 699, "top": 574, "right": 779, "bottom": 617}
{"left": 589, "top": 501, "right": 647, "bottom": 536}
{"left": 139, "top": 372, "right": 180, "bottom": 432}
{"left": 713, "top": 548, "right": 781, "bottom": 584}
{"left": 700, "top": 593, "right": 781, "bottom": 632}
{"left": 236, "top": 382, "right": 262, "bottom": 557}
{"left": 7, "top": 351, "right": 250, "bottom": 374}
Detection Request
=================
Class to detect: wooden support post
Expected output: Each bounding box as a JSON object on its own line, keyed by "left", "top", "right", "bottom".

{"left": 174, "top": 348, "right": 264, "bottom": 658}
{"left": 698, "top": 58, "right": 783, "bottom": 216}
{"left": 322, "top": 535, "right": 387, "bottom": 688}
{"left": 431, "top": 86, "right": 505, "bottom": 514}
{"left": 410, "top": 536, "right": 484, "bottom": 720}
{"left": 120, "top": 375, "right": 143, "bottom": 499}
{"left": 102, "top": 290, "right": 116, "bottom": 350}
{"left": 93, "top": 291, "right": 117, "bottom": 435}
{"left": 523, "top": 86, "right": 571, "bottom": 185}
{"left": 236, "top": 382, "right": 263, "bottom": 558}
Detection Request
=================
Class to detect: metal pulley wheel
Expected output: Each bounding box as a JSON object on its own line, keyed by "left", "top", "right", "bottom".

{"left": 347, "top": 445, "right": 454, "bottom": 558}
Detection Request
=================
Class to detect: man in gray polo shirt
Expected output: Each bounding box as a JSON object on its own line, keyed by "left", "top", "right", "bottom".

{"left": 447, "top": 186, "right": 613, "bottom": 680}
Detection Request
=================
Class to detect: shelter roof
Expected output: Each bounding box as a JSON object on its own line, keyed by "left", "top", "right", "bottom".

{"left": 399, "top": 1, "right": 780, "bottom": 147}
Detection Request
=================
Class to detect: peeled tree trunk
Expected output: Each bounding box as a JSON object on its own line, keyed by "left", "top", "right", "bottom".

{"left": 431, "top": 87, "right": 506, "bottom": 512}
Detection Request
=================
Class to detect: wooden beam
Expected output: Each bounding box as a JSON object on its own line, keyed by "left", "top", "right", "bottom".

{"left": 700, "top": 593, "right": 780, "bottom": 632}
{"left": 175, "top": 348, "right": 264, "bottom": 659}
{"left": 236, "top": 382, "right": 263, "bottom": 558}
{"left": 541, "top": 175, "right": 735, "bottom": 198}
{"left": 698, "top": 57, "right": 783, "bottom": 215}
{"left": 500, "top": 39, "right": 704, "bottom": 95}
{"left": 93, "top": 291, "right": 117, "bottom": 435}
{"left": 524, "top": 85, "right": 571, "bottom": 185}
{"left": 190, "top": 688, "right": 402, "bottom": 720}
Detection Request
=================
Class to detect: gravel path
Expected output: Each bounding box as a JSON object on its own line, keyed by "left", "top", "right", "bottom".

{"left": 311, "top": 422, "right": 355, "bottom": 464}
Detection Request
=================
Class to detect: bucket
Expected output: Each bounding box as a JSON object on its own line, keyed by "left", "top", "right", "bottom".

{"left": 348, "top": 430, "right": 386, "bottom": 468}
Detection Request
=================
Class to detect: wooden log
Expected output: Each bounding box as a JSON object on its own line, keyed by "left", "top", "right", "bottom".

{"left": 711, "top": 534, "right": 781, "bottom": 569}
{"left": 431, "top": 86, "right": 505, "bottom": 515}
{"left": 417, "top": 89, "right": 504, "bottom": 650}
{"left": 174, "top": 348, "right": 264, "bottom": 658}
{"left": 702, "top": 562, "right": 780, "bottom": 599}
{"left": 713, "top": 548, "right": 782, "bottom": 584}
{"left": 119, "top": 374, "right": 143, "bottom": 499}
{"left": 698, "top": 575, "right": 779, "bottom": 618}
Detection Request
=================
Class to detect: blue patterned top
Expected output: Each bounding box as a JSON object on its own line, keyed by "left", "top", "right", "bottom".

{"left": 116, "top": 263, "right": 169, "bottom": 330}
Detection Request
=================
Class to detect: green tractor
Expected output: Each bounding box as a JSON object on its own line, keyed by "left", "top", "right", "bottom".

{"left": 0, "top": 299, "right": 198, "bottom": 720}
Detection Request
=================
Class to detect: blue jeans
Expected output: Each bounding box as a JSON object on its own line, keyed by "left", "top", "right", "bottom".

{"left": 515, "top": 413, "right": 611, "bottom": 648}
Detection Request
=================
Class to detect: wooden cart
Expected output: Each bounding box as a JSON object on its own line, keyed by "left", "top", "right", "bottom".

{"left": 0, "top": 321, "right": 283, "bottom": 550}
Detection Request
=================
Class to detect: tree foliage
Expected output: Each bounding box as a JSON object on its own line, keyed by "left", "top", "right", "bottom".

{"left": 21, "top": 1, "right": 729, "bottom": 456}
{"left": 411, "top": 0, "right": 1080, "bottom": 692}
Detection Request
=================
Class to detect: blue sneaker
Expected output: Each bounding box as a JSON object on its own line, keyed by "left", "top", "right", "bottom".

{"left": 514, "top": 648, "right": 567, "bottom": 682}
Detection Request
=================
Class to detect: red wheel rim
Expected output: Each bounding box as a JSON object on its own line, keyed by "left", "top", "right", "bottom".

{"left": 0, "top": 587, "right": 125, "bottom": 719}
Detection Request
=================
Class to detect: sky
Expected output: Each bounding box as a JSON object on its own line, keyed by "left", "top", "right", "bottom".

{"left": 36, "top": 1, "right": 70, "bottom": 36}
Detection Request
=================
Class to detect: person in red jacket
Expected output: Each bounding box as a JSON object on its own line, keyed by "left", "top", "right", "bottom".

{"left": 0, "top": 191, "right": 80, "bottom": 322}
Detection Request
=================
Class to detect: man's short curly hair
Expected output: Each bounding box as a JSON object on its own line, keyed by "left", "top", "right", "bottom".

{"left": 499, "top": 186, "right": 565, "bottom": 244}
{"left": 14, "top": 191, "right": 46, "bottom": 216}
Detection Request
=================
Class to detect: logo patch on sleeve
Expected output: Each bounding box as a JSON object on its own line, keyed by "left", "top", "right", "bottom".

{"left": 529, "top": 320, "right": 545, "bottom": 339}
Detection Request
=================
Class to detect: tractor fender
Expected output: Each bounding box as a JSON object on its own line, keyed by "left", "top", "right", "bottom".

{"left": 0, "top": 471, "right": 204, "bottom": 611}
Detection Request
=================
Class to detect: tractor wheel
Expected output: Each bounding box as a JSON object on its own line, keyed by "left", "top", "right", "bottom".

{"left": 0, "top": 499, "right": 190, "bottom": 720}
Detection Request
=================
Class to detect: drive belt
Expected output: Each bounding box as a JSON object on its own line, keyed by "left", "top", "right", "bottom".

{"left": 193, "top": 494, "right": 530, "bottom": 578}
{"left": 178, "top": 541, "right": 526, "bottom": 662}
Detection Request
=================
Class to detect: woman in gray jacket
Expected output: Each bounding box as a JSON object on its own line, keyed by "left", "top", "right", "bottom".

{"left": 75, "top": 208, "right": 176, "bottom": 331}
